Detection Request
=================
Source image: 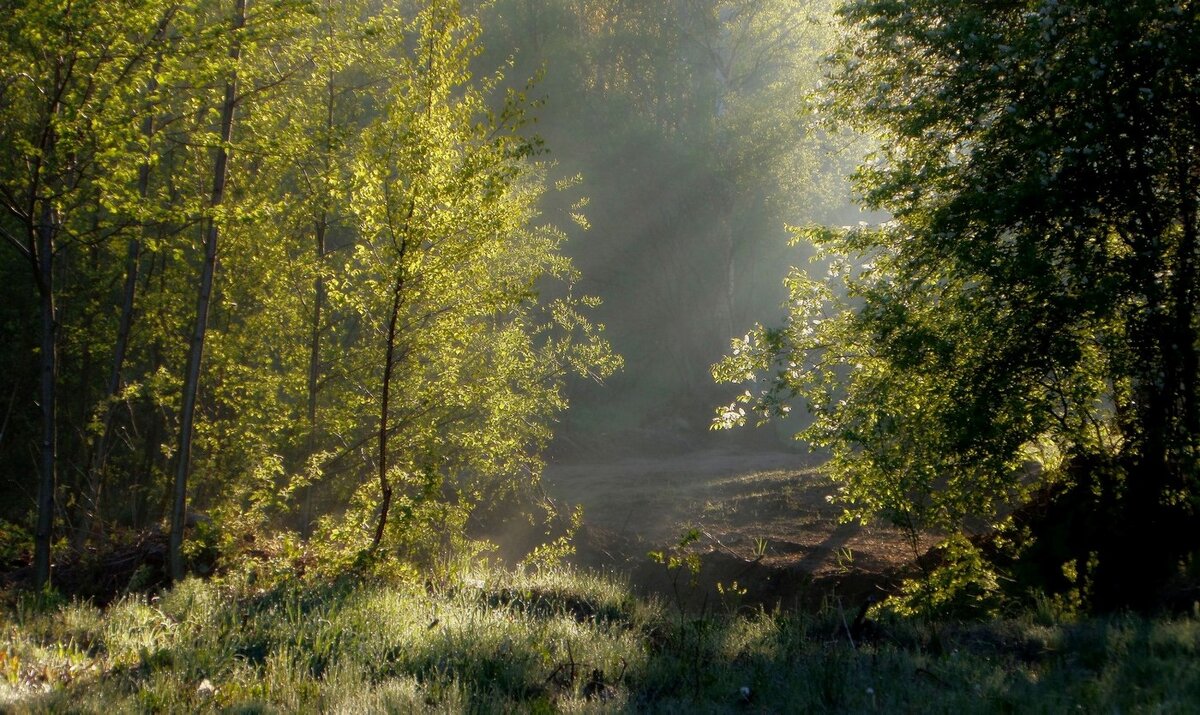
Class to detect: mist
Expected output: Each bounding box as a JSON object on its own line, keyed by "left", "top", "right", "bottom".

{"left": 472, "top": 0, "right": 865, "bottom": 456}
{"left": 6, "top": 1, "right": 1192, "bottom": 708}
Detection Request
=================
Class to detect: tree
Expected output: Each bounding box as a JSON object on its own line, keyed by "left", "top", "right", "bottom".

{"left": 0, "top": 0, "right": 617, "bottom": 584}
{"left": 75, "top": 6, "right": 178, "bottom": 552}
{"left": 168, "top": 0, "right": 249, "bottom": 582}
{"left": 161, "top": 0, "right": 323, "bottom": 578}
{"left": 344, "top": 0, "right": 619, "bottom": 561}
{"left": 481, "top": 0, "right": 850, "bottom": 427}
{"left": 715, "top": 0, "right": 1200, "bottom": 609}
{"left": 0, "top": 0, "right": 176, "bottom": 588}
{"left": 675, "top": 0, "right": 839, "bottom": 337}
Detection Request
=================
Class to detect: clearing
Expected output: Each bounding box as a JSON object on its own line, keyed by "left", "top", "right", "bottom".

{"left": 542, "top": 450, "right": 936, "bottom": 610}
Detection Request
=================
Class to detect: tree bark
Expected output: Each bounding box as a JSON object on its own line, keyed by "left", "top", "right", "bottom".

{"left": 302, "top": 46, "right": 336, "bottom": 537}
{"left": 34, "top": 209, "right": 58, "bottom": 591}
{"left": 302, "top": 218, "right": 326, "bottom": 536}
{"left": 371, "top": 272, "right": 404, "bottom": 551}
{"left": 77, "top": 65, "right": 163, "bottom": 550}
{"left": 169, "top": 0, "right": 246, "bottom": 582}
{"left": 31, "top": 57, "right": 65, "bottom": 591}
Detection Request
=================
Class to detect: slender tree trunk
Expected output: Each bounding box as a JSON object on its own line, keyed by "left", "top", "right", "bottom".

{"left": 169, "top": 0, "right": 246, "bottom": 582}
{"left": 0, "top": 382, "right": 16, "bottom": 451}
{"left": 31, "top": 62, "right": 64, "bottom": 590}
{"left": 711, "top": 176, "right": 737, "bottom": 342}
{"left": 723, "top": 214, "right": 736, "bottom": 340}
{"left": 372, "top": 273, "right": 404, "bottom": 551}
{"left": 77, "top": 79, "right": 160, "bottom": 550}
{"left": 34, "top": 212, "right": 58, "bottom": 590}
{"left": 370, "top": 144, "right": 415, "bottom": 550}
{"left": 1172, "top": 157, "right": 1199, "bottom": 446}
{"left": 302, "top": 219, "right": 326, "bottom": 536}
{"left": 78, "top": 11, "right": 173, "bottom": 547}
{"left": 302, "top": 54, "right": 336, "bottom": 537}
{"left": 135, "top": 373, "right": 164, "bottom": 530}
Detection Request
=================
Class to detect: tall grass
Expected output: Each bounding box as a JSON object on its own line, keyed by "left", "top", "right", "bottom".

{"left": 2, "top": 566, "right": 1198, "bottom": 712}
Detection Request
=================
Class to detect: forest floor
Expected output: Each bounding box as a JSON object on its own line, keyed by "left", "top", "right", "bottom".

{"left": 5, "top": 452, "right": 1199, "bottom": 711}
{"left": 541, "top": 450, "right": 938, "bottom": 611}
{"left": 8, "top": 563, "right": 1199, "bottom": 712}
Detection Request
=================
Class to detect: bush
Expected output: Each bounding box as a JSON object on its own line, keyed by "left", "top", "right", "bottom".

{"left": 884, "top": 535, "right": 1003, "bottom": 621}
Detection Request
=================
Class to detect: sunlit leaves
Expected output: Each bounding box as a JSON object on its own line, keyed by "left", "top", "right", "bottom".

{"left": 0, "top": 0, "right": 619, "bottom": 572}
{"left": 322, "top": 0, "right": 619, "bottom": 555}
{"left": 716, "top": 0, "right": 1200, "bottom": 555}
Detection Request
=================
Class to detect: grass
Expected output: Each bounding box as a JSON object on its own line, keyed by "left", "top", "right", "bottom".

{"left": 2, "top": 565, "right": 1199, "bottom": 713}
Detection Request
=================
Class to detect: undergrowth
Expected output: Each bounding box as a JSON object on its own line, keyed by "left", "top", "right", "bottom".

{"left": 2, "top": 565, "right": 1198, "bottom": 712}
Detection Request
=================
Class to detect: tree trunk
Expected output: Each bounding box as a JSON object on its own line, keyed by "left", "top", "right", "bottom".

{"left": 302, "top": 218, "right": 326, "bottom": 536}
{"left": 77, "top": 78, "right": 160, "bottom": 550}
{"left": 723, "top": 213, "right": 736, "bottom": 340}
{"left": 34, "top": 212, "right": 57, "bottom": 591}
{"left": 31, "top": 62, "right": 64, "bottom": 590}
{"left": 1172, "top": 156, "right": 1199, "bottom": 451}
{"left": 371, "top": 273, "right": 404, "bottom": 551}
{"left": 169, "top": 0, "right": 246, "bottom": 582}
{"left": 302, "top": 52, "right": 336, "bottom": 537}
{"left": 711, "top": 176, "right": 737, "bottom": 342}
{"left": 1096, "top": 158, "right": 1200, "bottom": 610}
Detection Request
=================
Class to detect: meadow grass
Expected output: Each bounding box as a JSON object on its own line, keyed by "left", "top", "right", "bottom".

{"left": 2, "top": 565, "right": 1198, "bottom": 712}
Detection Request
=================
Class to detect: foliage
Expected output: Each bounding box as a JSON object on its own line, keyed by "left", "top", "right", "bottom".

{"left": 883, "top": 535, "right": 1004, "bottom": 622}
{"left": 0, "top": 0, "right": 617, "bottom": 582}
{"left": 0, "top": 522, "right": 32, "bottom": 572}
{"left": 478, "top": 0, "right": 856, "bottom": 427}
{"left": 520, "top": 504, "right": 584, "bottom": 572}
{"left": 714, "top": 0, "right": 1200, "bottom": 609}
{"left": 648, "top": 527, "right": 704, "bottom": 586}
{"left": 2, "top": 566, "right": 1200, "bottom": 712}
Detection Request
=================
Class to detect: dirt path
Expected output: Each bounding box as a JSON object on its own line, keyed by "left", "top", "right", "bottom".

{"left": 543, "top": 450, "right": 934, "bottom": 608}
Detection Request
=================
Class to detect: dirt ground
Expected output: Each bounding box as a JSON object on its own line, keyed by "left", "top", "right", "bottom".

{"left": 542, "top": 450, "right": 936, "bottom": 610}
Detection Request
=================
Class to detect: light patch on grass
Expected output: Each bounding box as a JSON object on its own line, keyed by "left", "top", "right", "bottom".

{"left": 1, "top": 567, "right": 1198, "bottom": 712}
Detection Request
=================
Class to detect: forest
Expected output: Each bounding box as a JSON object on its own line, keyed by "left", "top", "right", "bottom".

{"left": 1, "top": 0, "right": 1198, "bottom": 711}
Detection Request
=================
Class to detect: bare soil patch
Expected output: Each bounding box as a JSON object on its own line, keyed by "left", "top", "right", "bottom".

{"left": 543, "top": 450, "right": 935, "bottom": 610}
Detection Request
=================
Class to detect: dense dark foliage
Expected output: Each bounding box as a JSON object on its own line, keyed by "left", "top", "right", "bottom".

{"left": 716, "top": 0, "right": 1200, "bottom": 611}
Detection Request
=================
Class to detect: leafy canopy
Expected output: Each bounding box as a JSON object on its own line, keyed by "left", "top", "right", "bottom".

{"left": 714, "top": 0, "right": 1200, "bottom": 604}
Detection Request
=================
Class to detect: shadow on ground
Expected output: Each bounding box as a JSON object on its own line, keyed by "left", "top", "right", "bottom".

{"left": 530, "top": 450, "right": 937, "bottom": 612}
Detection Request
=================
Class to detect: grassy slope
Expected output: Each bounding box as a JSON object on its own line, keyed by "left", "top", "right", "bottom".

{"left": 2, "top": 566, "right": 1199, "bottom": 713}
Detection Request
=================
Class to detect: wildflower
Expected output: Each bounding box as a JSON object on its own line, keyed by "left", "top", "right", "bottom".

{"left": 197, "top": 679, "right": 216, "bottom": 699}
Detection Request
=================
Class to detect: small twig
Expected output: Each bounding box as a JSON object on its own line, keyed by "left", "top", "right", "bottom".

{"left": 837, "top": 596, "right": 857, "bottom": 650}
{"left": 543, "top": 663, "right": 566, "bottom": 686}
{"left": 0, "top": 380, "right": 17, "bottom": 449}
{"left": 545, "top": 644, "right": 600, "bottom": 690}
{"left": 700, "top": 529, "right": 764, "bottom": 584}
{"left": 699, "top": 529, "right": 737, "bottom": 556}
{"left": 567, "top": 640, "right": 577, "bottom": 685}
